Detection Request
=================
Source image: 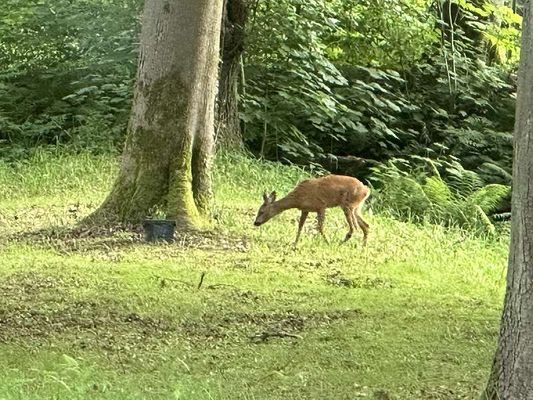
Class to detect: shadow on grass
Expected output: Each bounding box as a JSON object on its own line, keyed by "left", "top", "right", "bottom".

{"left": 4, "top": 223, "right": 251, "bottom": 254}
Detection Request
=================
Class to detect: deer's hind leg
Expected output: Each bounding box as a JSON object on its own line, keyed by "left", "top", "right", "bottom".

{"left": 352, "top": 189, "right": 370, "bottom": 246}
{"left": 351, "top": 209, "right": 360, "bottom": 231}
{"left": 342, "top": 207, "right": 356, "bottom": 243}
{"left": 354, "top": 208, "right": 369, "bottom": 246}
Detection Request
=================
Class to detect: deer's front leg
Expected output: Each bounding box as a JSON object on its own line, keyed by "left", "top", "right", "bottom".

{"left": 293, "top": 211, "right": 309, "bottom": 248}
{"left": 317, "top": 209, "right": 328, "bottom": 243}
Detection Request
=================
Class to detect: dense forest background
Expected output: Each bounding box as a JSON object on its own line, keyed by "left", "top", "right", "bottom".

{"left": 0, "top": 0, "right": 523, "bottom": 232}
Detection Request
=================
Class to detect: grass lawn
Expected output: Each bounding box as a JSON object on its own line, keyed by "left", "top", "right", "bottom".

{"left": 0, "top": 151, "right": 507, "bottom": 399}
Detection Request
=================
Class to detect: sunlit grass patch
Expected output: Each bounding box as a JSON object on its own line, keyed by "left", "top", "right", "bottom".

{"left": 0, "top": 150, "right": 507, "bottom": 399}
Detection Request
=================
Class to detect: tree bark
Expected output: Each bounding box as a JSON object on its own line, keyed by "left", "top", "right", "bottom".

{"left": 87, "top": 0, "right": 223, "bottom": 227}
{"left": 215, "top": 0, "right": 248, "bottom": 148}
{"left": 482, "top": 1, "right": 533, "bottom": 398}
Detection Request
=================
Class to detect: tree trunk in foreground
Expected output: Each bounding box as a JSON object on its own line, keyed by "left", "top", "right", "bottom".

{"left": 88, "top": 0, "right": 223, "bottom": 227}
{"left": 215, "top": 0, "right": 248, "bottom": 148}
{"left": 482, "top": 1, "right": 533, "bottom": 398}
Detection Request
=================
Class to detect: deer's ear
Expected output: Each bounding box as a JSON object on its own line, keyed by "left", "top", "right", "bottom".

{"left": 263, "top": 192, "right": 268, "bottom": 202}
{"left": 270, "top": 191, "right": 277, "bottom": 201}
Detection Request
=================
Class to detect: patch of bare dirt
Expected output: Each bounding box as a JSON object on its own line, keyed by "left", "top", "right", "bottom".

{"left": 181, "top": 308, "right": 363, "bottom": 345}
{"left": 325, "top": 270, "right": 394, "bottom": 289}
{"left": 0, "top": 272, "right": 173, "bottom": 350}
{"left": 0, "top": 300, "right": 176, "bottom": 352}
{"left": 0, "top": 272, "right": 362, "bottom": 351}
{"left": 0, "top": 273, "right": 82, "bottom": 296}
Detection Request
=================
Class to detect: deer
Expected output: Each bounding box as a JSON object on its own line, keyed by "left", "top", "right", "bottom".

{"left": 253, "top": 174, "right": 370, "bottom": 247}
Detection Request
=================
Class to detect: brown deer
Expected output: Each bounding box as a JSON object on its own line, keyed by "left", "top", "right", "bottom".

{"left": 253, "top": 174, "right": 370, "bottom": 247}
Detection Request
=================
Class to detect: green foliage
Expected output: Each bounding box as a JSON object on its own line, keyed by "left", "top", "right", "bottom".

{"left": 242, "top": 0, "right": 519, "bottom": 190}
{"left": 0, "top": 0, "right": 520, "bottom": 188}
{"left": 242, "top": 0, "right": 349, "bottom": 160}
{"left": 402, "top": 36, "right": 516, "bottom": 183}
{"left": 243, "top": 0, "right": 438, "bottom": 162}
{"left": 370, "top": 157, "right": 511, "bottom": 235}
{"left": 323, "top": 0, "right": 438, "bottom": 67}
{"left": 454, "top": 0, "right": 522, "bottom": 66}
{"left": 0, "top": 0, "right": 140, "bottom": 155}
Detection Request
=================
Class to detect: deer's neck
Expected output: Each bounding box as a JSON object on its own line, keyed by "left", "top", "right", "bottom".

{"left": 271, "top": 195, "right": 298, "bottom": 215}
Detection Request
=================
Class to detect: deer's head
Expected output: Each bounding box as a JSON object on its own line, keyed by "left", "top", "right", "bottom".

{"left": 254, "top": 191, "right": 277, "bottom": 226}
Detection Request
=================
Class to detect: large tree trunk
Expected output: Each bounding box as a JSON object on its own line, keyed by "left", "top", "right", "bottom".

{"left": 87, "top": 0, "right": 223, "bottom": 227}
{"left": 215, "top": 0, "right": 248, "bottom": 148}
{"left": 482, "top": 1, "right": 533, "bottom": 399}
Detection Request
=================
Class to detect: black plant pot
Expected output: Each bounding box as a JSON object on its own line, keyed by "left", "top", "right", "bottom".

{"left": 142, "top": 219, "right": 176, "bottom": 242}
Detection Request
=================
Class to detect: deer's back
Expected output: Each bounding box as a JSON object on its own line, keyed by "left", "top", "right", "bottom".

{"left": 289, "top": 174, "right": 368, "bottom": 211}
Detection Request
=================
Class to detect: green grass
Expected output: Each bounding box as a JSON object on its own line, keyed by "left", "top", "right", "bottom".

{"left": 0, "top": 150, "right": 507, "bottom": 399}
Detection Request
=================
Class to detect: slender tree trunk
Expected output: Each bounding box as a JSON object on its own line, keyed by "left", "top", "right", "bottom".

{"left": 87, "top": 0, "right": 223, "bottom": 227}
{"left": 482, "top": 1, "right": 533, "bottom": 398}
{"left": 215, "top": 0, "right": 248, "bottom": 148}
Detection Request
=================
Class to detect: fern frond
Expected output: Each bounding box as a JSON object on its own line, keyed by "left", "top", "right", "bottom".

{"left": 466, "top": 184, "right": 510, "bottom": 214}
{"left": 446, "top": 164, "right": 484, "bottom": 197}
{"left": 478, "top": 162, "right": 512, "bottom": 185}
{"left": 473, "top": 204, "right": 496, "bottom": 235}
{"left": 423, "top": 176, "right": 452, "bottom": 206}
